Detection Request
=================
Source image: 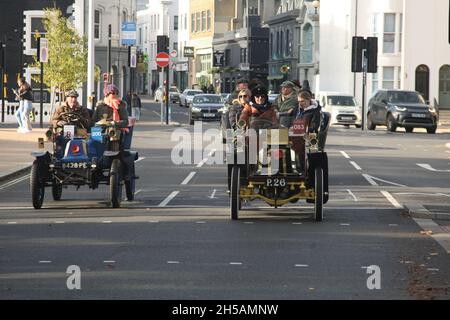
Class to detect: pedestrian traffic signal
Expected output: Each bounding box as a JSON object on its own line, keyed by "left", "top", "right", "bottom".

{"left": 351, "top": 37, "right": 365, "bottom": 73}
{"left": 366, "top": 37, "right": 378, "bottom": 74}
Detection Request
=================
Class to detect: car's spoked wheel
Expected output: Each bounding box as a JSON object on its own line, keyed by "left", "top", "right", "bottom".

{"left": 52, "top": 178, "right": 62, "bottom": 201}
{"left": 314, "top": 167, "right": 324, "bottom": 222}
{"left": 110, "top": 159, "right": 123, "bottom": 208}
{"left": 31, "top": 161, "right": 45, "bottom": 209}
{"left": 230, "top": 166, "right": 240, "bottom": 220}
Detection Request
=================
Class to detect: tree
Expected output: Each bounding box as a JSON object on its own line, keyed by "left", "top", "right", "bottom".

{"left": 30, "top": 8, "right": 87, "bottom": 112}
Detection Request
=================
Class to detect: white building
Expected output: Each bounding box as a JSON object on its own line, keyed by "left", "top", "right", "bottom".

{"left": 176, "top": 0, "right": 190, "bottom": 91}
{"left": 319, "top": 0, "right": 450, "bottom": 109}
{"left": 137, "top": 0, "right": 179, "bottom": 91}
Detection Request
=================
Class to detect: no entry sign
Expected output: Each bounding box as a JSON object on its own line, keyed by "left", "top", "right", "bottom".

{"left": 156, "top": 52, "right": 170, "bottom": 68}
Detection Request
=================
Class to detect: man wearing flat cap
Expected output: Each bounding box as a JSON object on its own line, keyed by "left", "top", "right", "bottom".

{"left": 51, "top": 89, "right": 91, "bottom": 129}
{"left": 274, "top": 81, "right": 298, "bottom": 128}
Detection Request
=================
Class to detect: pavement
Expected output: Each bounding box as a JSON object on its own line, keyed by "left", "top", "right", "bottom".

{"left": 1, "top": 102, "right": 449, "bottom": 219}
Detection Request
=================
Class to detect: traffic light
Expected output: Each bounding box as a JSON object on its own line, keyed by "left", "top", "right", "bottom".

{"left": 366, "top": 37, "right": 378, "bottom": 73}
{"left": 351, "top": 36, "right": 365, "bottom": 73}
{"left": 157, "top": 35, "right": 169, "bottom": 53}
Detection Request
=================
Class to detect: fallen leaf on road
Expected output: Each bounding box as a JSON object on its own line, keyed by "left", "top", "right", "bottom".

{"left": 420, "top": 230, "right": 434, "bottom": 236}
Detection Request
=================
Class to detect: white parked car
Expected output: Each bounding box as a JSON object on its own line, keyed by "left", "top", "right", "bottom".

{"left": 316, "top": 92, "right": 362, "bottom": 128}
{"left": 179, "top": 89, "right": 204, "bottom": 107}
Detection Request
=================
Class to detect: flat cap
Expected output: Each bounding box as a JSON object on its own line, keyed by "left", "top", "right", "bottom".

{"left": 66, "top": 90, "right": 79, "bottom": 97}
{"left": 280, "top": 81, "right": 295, "bottom": 88}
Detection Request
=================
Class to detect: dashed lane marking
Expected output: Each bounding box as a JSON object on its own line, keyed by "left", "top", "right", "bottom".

{"left": 347, "top": 189, "right": 358, "bottom": 202}
{"left": 181, "top": 172, "right": 196, "bottom": 185}
{"left": 229, "top": 262, "right": 243, "bottom": 265}
{"left": 167, "top": 261, "right": 180, "bottom": 264}
{"left": 350, "top": 161, "right": 362, "bottom": 171}
{"left": 158, "top": 191, "right": 180, "bottom": 207}
{"left": 340, "top": 151, "right": 351, "bottom": 159}
{"left": 39, "top": 261, "right": 52, "bottom": 264}
{"left": 381, "top": 191, "right": 403, "bottom": 209}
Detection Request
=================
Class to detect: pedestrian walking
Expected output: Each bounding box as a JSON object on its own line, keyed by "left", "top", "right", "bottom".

{"left": 151, "top": 81, "right": 157, "bottom": 99}
{"left": 131, "top": 92, "right": 142, "bottom": 120}
{"left": 13, "top": 77, "right": 34, "bottom": 133}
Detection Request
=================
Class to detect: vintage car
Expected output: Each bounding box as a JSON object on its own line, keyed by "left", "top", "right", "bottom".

{"left": 30, "top": 111, "right": 138, "bottom": 209}
{"left": 227, "top": 112, "right": 330, "bottom": 221}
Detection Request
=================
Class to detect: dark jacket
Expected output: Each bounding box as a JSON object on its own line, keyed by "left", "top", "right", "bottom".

{"left": 228, "top": 101, "right": 246, "bottom": 129}
{"left": 51, "top": 102, "right": 91, "bottom": 129}
{"left": 92, "top": 101, "right": 129, "bottom": 128}
{"left": 294, "top": 101, "right": 321, "bottom": 133}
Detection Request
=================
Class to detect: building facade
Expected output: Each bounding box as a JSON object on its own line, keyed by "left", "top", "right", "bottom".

{"left": 320, "top": 0, "right": 450, "bottom": 109}
{"left": 212, "top": 0, "right": 270, "bottom": 93}
{"left": 137, "top": 0, "right": 179, "bottom": 91}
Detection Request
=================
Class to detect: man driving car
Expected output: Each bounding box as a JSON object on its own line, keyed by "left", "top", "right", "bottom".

{"left": 51, "top": 90, "right": 91, "bottom": 129}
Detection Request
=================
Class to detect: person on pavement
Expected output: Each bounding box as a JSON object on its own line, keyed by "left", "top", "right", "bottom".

{"left": 92, "top": 84, "right": 129, "bottom": 129}
{"left": 274, "top": 81, "right": 298, "bottom": 128}
{"left": 131, "top": 92, "right": 142, "bottom": 121}
{"left": 51, "top": 90, "right": 91, "bottom": 130}
{"left": 13, "top": 77, "right": 34, "bottom": 133}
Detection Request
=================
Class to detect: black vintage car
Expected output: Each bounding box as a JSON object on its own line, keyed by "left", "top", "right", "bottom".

{"left": 367, "top": 90, "right": 438, "bottom": 134}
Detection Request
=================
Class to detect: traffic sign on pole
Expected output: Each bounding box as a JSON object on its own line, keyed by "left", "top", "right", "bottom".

{"left": 156, "top": 52, "right": 170, "bottom": 68}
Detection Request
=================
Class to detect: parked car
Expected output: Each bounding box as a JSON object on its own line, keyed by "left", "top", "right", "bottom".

{"left": 155, "top": 86, "right": 180, "bottom": 103}
{"left": 316, "top": 92, "right": 362, "bottom": 128}
{"left": 367, "top": 90, "right": 438, "bottom": 134}
{"left": 189, "top": 94, "right": 224, "bottom": 125}
{"left": 179, "top": 89, "right": 204, "bottom": 107}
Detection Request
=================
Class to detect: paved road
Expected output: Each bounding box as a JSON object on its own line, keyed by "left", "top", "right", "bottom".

{"left": 0, "top": 101, "right": 449, "bottom": 299}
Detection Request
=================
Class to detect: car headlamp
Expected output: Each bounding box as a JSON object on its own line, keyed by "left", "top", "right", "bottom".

{"left": 394, "top": 105, "right": 407, "bottom": 112}
{"left": 191, "top": 107, "right": 202, "bottom": 113}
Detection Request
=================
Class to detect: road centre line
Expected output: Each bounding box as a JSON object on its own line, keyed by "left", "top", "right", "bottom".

{"left": 134, "top": 189, "right": 142, "bottom": 195}
{"left": 158, "top": 191, "right": 180, "bottom": 207}
{"left": 381, "top": 191, "right": 403, "bottom": 209}
{"left": 350, "top": 161, "right": 362, "bottom": 171}
{"left": 181, "top": 172, "right": 196, "bottom": 185}
{"left": 340, "top": 151, "right": 351, "bottom": 159}
{"left": 39, "top": 261, "right": 52, "bottom": 264}
{"left": 196, "top": 159, "right": 208, "bottom": 168}
{"left": 347, "top": 189, "right": 358, "bottom": 202}
{"left": 229, "top": 262, "right": 243, "bottom": 265}
{"left": 362, "top": 174, "right": 407, "bottom": 187}
{"left": 362, "top": 174, "right": 378, "bottom": 186}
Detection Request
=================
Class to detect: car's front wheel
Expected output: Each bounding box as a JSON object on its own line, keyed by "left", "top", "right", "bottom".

{"left": 387, "top": 114, "right": 397, "bottom": 132}
{"left": 427, "top": 126, "right": 437, "bottom": 134}
{"left": 367, "top": 113, "right": 376, "bottom": 130}
{"left": 405, "top": 127, "right": 414, "bottom": 133}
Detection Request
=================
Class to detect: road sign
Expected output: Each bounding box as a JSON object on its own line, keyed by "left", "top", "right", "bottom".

{"left": 39, "top": 38, "right": 49, "bottom": 63}
{"left": 183, "top": 46, "right": 194, "bottom": 58}
{"left": 129, "top": 46, "right": 137, "bottom": 68}
{"left": 121, "top": 22, "right": 136, "bottom": 46}
{"left": 170, "top": 50, "right": 178, "bottom": 58}
{"left": 156, "top": 52, "right": 170, "bottom": 68}
{"left": 213, "top": 51, "right": 225, "bottom": 67}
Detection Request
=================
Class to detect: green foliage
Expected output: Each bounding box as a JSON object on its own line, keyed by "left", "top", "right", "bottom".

{"left": 30, "top": 8, "right": 87, "bottom": 96}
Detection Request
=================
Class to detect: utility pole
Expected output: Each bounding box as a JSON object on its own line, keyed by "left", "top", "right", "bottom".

{"left": 87, "top": 0, "right": 95, "bottom": 109}
{"left": 1, "top": 41, "right": 5, "bottom": 123}
{"left": 107, "top": 24, "right": 112, "bottom": 80}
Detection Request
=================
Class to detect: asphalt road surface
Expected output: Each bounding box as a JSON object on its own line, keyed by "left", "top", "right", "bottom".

{"left": 0, "top": 101, "right": 449, "bottom": 299}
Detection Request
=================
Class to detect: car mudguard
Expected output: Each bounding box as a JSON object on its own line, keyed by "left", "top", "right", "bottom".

{"left": 307, "top": 152, "right": 329, "bottom": 204}
{"left": 31, "top": 151, "right": 51, "bottom": 163}
{"left": 121, "top": 151, "right": 138, "bottom": 181}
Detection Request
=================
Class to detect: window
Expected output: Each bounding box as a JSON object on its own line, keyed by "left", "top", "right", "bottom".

{"left": 286, "top": 29, "right": 291, "bottom": 57}
{"left": 201, "top": 11, "right": 206, "bottom": 31}
{"left": 174, "top": 15, "right": 178, "bottom": 30}
{"left": 173, "top": 42, "right": 178, "bottom": 52}
{"left": 191, "top": 14, "right": 195, "bottom": 32}
{"left": 398, "top": 67, "right": 402, "bottom": 89}
{"left": 398, "top": 14, "right": 403, "bottom": 52}
{"left": 207, "top": 10, "right": 211, "bottom": 31}
{"left": 138, "top": 28, "right": 142, "bottom": 45}
{"left": 280, "top": 30, "right": 283, "bottom": 57}
{"left": 30, "top": 17, "right": 46, "bottom": 49}
{"left": 372, "top": 71, "right": 379, "bottom": 95}
{"left": 184, "top": 14, "right": 187, "bottom": 30}
{"left": 196, "top": 12, "right": 200, "bottom": 32}
{"left": 94, "top": 10, "right": 101, "bottom": 40}
{"left": 270, "top": 33, "right": 273, "bottom": 58}
{"left": 382, "top": 67, "right": 395, "bottom": 89}
{"left": 301, "top": 24, "right": 313, "bottom": 63}
{"left": 383, "top": 13, "right": 395, "bottom": 54}
{"left": 240, "top": 48, "right": 247, "bottom": 63}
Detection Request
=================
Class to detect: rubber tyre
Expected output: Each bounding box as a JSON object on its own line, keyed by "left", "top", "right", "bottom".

{"left": 367, "top": 113, "right": 376, "bottom": 130}
{"left": 427, "top": 127, "right": 437, "bottom": 134}
{"left": 189, "top": 117, "right": 194, "bottom": 125}
{"left": 314, "top": 167, "right": 324, "bottom": 222}
{"left": 387, "top": 114, "right": 397, "bottom": 132}
{"left": 405, "top": 127, "right": 414, "bottom": 133}
{"left": 355, "top": 125, "right": 362, "bottom": 129}
{"left": 125, "top": 178, "right": 135, "bottom": 201}
{"left": 30, "top": 161, "right": 45, "bottom": 209}
{"left": 52, "top": 178, "right": 62, "bottom": 201}
{"left": 110, "top": 159, "right": 122, "bottom": 208}
{"left": 230, "top": 166, "right": 240, "bottom": 220}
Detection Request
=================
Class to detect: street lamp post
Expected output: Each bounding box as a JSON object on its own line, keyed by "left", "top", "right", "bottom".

{"left": 87, "top": 0, "right": 95, "bottom": 109}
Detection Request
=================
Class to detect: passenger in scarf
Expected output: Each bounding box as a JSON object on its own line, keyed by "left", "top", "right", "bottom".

{"left": 92, "top": 84, "right": 129, "bottom": 129}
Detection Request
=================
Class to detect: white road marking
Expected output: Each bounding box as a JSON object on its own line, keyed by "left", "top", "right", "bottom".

{"left": 229, "top": 262, "right": 243, "bottom": 265}
{"left": 167, "top": 261, "right": 180, "bottom": 264}
{"left": 340, "top": 151, "right": 351, "bottom": 159}
{"left": 389, "top": 224, "right": 399, "bottom": 227}
{"left": 103, "top": 261, "right": 116, "bottom": 264}
{"left": 39, "top": 261, "right": 52, "bottom": 264}
{"left": 134, "top": 189, "right": 142, "bottom": 195}
{"left": 244, "top": 222, "right": 254, "bottom": 224}
{"left": 295, "top": 264, "right": 309, "bottom": 268}
{"left": 196, "top": 158, "right": 208, "bottom": 168}
{"left": 0, "top": 174, "right": 31, "bottom": 190}
{"left": 209, "top": 189, "right": 217, "bottom": 199}
{"left": 381, "top": 191, "right": 403, "bottom": 209}
{"left": 158, "top": 191, "right": 180, "bottom": 207}
{"left": 347, "top": 189, "right": 358, "bottom": 202}
{"left": 292, "top": 222, "right": 303, "bottom": 225}
{"left": 55, "top": 221, "right": 65, "bottom": 224}
{"left": 102, "top": 221, "right": 113, "bottom": 224}
{"left": 340, "top": 223, "right": 351, "bottom": 226}
{"left": 362, "top": 174, "right": 378, "bottom": 186}
{"left": 7, "top": 222, "right": 17, "bottom": 225}
{"left": 196, "top": 221, "right": 207, "bottom": 224}
{"left": 181, "top": 172, "right": 196, "bottom": 185}
{"left": 427, "top": 268, "right": 440, "bottom": 272}
{"left": 148, "top": 220, "right": 160, "bottom": 223}
{"left": 152, "top": 111, "right": 161, "bottom": 117}
{"left": 362, "top": 174, "right": 407, "bottom": 187}
{"left": 350, "top": 161, "right": 362, "bottom": 171}
{"left": 135, "top": 157, "right": 146, "bottom": 163}
{"left": 208, "top": 149, "right": 217, "bottom": 157}
{"left": 417, "top": 163, "right": 450, "bottom": 172}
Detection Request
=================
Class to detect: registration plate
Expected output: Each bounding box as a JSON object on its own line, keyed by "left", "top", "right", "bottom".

{"left": 412, "top": 113, "right": 426, "bottom": 118}
{"left": 266, "top": 178, "right": 287, "bottom": 188}
{"left": 62, "top": 162, "right": 88, "bottom": 169}
{"left": 341, "top": 117, "right": 354, "bottom": 121}
{"left": 203, "top": 113, "right": 215, "bottom": 118}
